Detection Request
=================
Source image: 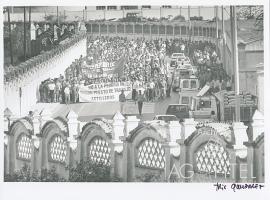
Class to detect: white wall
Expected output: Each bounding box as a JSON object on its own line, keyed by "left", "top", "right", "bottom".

{"left": 256, "top": 64, "right": 264, "bottom": 114}
{"left": 4, "top": 38, "right": 87, "bottom": 117}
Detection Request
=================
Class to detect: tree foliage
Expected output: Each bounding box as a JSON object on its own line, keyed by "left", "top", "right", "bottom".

{"left": 4, "top": 164, "right": 65, "bottom": 182}
{"left": 4, "top": 161, "right": 122, "bottom": 182}
{"left": 237, "top": 6, "right": 263, "bottom": 30}
{"left": 68, "top": 160, "right": 121, "bottom": 182}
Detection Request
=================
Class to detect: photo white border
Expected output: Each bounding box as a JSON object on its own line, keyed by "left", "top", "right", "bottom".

{"left": 0, "top": 0, "right": 269, "bottom": 200}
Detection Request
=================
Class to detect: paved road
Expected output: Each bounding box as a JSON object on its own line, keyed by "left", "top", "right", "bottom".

{"left": 33, "top": 91, "right": 179, "bottom": 122}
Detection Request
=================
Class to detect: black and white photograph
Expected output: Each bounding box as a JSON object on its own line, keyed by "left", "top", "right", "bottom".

{"left": 0, "top": 0, "right": 269, "bottom": 199}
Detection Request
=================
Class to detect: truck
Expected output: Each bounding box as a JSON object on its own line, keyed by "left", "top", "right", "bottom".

{"left": 189, "top": 87, "right": 257, "bottom": 122}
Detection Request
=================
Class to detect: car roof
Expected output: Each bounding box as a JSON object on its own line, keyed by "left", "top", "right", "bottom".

{"left": 168, "top": 104, "right": 189, "bottom": 106}
{"left": 155, "top": 115, "right": 177, "bottom": 117}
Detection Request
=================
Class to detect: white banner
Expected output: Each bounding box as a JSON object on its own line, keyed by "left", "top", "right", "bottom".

{"left": 79, "top": 81, "right": 132, "bottom": 102}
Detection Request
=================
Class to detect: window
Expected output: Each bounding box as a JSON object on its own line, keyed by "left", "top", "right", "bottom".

{"left": 137, "top": 138, "right": 165, "bottom": 169}
{"left": 181, "top": 96, "right": 190, "bottom": 104}
{"left": 182, "top": 80, "right": 189, "bottom": 88}
{"left": 107, "top": 6, "right": 117, "bottom": 10}
{"left": 142, "top": 5, "right": 151, "bottom": 9}
{"left": 17, "top": 134, "right": 32, "bottom": 160}
{"left": 191, "top": 80, "right": 197, "bottom": 89}
{"left": 88, "top": 136, "right": 111, "bottom": 166}
{"left": 162, "top": 5, "right": 172, "bottom": 8}
{"left": 120, "top": 6, "right": 138, "bottom": 10}
{"left": 96, "top": 6, "right": 106, "bottom": 10}
{"left": 49, "top": 135, "right": 67, "bottom": 163}
{"left": 195, "top": 141, "right": 230, "bottom": 175}
{"left": 199, "top": 100, "right": 211, "bottom": 108}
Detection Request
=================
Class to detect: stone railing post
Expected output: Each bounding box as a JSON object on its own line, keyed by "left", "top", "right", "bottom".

{"left": 242, "top": 110, "right": 264, "bottom": 182}
{"left": 232, "top": 121, "right": 249, "bottom": 182}
{"left": 67, "top": 110, "right": 79, "bottom": 166}
{"left": 4, "top": 108, "right": 13, "bottom": 134}
{"left": 67, "top": 110, "right": 79, "bottom": 150}
{"left": 40, "top": 108, "right": 52, "bottom": 127}
{"left": 111, "top": 112, "right": 125, "bottom": 178}
{"left": 166, "top": 121, "right": 182, "bottom": 182}
{"left": 30, "top": 110, "right": 42, "bottom": 173}
{"left": 32, "top": 111, "right": 41, "bottom": 148}
{"left": 168, "top": 121, "right": 181, "bottom": 157}
{"left": 4, "top": 108, "right": 13, "bottom": 175}
{"left": 112, "top": 111, "right": 125, "bottom": 144}
{"left": 182, "top": 118, "right": 197, "bottom": 139}
{"left": 251, "top": 110, "right": 264, "bottom": 140}
{"left": 125, "top": 116, "right": 139, "bottom": 136}
{"left": 37, "top": 108, "right": 52, "bottom": 172}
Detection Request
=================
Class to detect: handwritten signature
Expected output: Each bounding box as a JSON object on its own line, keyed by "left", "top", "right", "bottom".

{"left": 214, "top": 182, "right": 264, "bottom": 192}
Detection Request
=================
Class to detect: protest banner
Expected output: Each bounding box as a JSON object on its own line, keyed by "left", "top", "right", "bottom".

{"left": 79, "top": 81, "right": 132, "bottom": 102}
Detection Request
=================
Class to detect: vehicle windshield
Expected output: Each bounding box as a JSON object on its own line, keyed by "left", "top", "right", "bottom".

{"left": 158, "top": 116, "right": 178, "bottom": 121}
{"left": 167, "top": 105, "right": 188, "bottom": 113}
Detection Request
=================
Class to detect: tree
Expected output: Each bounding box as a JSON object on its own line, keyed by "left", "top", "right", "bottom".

{"left": 172, "top": 15, "right": 185, "bottom": 21}
{"left": 237, "top": 6, "right": 263, "bottom": 30}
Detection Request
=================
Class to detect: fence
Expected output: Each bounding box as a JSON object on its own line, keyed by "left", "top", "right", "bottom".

{"left": 4, "top": 34, "right": 87, "bottom": 117}
{"left": 4, "top": 108, "right": 264, "bottom": 182}
{"left": 85, "top": 21, "right": 221, "bottom": 42}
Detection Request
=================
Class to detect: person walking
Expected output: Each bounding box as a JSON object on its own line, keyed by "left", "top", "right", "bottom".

{"left": 47, "top": 79, "right": 55, "bottom": 103}
{"left": 54, "top": 80, "right": 61, "bottom": 102}
{"left": 64, "top": 84, "right": 71, "bottom": 105}
{"left": 119, "top": 89, "right": 126, "bottom": 114}
{"left": 136, "top": 90, "right": 145, "bottom": 116}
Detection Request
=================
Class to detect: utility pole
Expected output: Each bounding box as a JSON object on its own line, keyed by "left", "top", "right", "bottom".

{"left": 221, "top": 6, "right": 226, "bottom": 70}
{"left": 198, "top": 6, "right": 201, "bottom": 17}
{"left": 215, "top": 6, "right": 219, "bottom": 51}
{"left": 29, "top": 6, "right": 31, "bottom": 57}
{"left": 7, "top": 7, "right": 13, "bottom": 65}
{"left": 179, "top": 6, "right": 182, "bottom": 16}
{"left": 85, "top": 6, "right": 87, "bottom": 21}
{"left": 160, "top": 7, "right": 162, "bottom": 20}
{"left": 57, "top": 6, "right": 59, "bottom": 25}
{"left": 230, "top": 6, "right": 240, "bottom": 122}
{"left": 23, "top": 6, "right": 26, "bottom": 61}
{"left": 188, "top": 6, "right": 191, "bottom": 55}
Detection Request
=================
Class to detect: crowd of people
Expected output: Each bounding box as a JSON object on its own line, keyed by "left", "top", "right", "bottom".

{"left": 39, "top": 75, "right": 80, "bottom": 104}
{"left": 38, "top": 35, "right": 231, "bottom": 107}
{"left": 39, "top": 56, "right": 84, "bottom": 104}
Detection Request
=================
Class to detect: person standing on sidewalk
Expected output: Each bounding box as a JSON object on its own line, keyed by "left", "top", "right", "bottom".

{"left": 119, "top": 90, "right": 126, "bottom": 114}
{"left": 136, "top": 90, "right": 145, "bottom": 116}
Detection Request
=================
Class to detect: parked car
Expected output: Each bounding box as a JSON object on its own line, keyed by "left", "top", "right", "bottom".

{"left": 153, "top": 115, "right": 178, "bottom": 122}
{"left": 166, "top": 104, "right": 190, "bottom": 121}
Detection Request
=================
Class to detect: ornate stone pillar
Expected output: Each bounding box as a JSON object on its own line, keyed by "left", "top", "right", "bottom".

{"left": 232, "top": 122, "right": 249, "bottom": 182}
{"left": 125, "top": 116, "right": 139, "bottom": 136}
{"left": 66, "top": 109, "right": 80, "bottom": 168}
{"left": 40, "top": 108, "right": 52, "bottom": 127}
{"left": 111, "top": 112, "right": 125, "bottom": 178}
{"left": 252, "top": 110, "right": 264, "bottom": 140}
{"left": 168, "top": 121, "right": 181, "bottom": 157}
{"left": 182, "top": 118, "right": 197, "bottom": 139}
{"left": 67, "top": 110, "right": 79, "bottom": 152}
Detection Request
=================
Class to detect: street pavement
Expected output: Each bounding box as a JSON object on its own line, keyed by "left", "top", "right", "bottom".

{"left": 33, "top": 91, "right": 179, "bottom": 122}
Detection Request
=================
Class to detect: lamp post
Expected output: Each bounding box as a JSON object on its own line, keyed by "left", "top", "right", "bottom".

{"left": 23, "top": 6, "right": 27, "bottom": 61}
{"left": 7, "top": 7, "right": 13, "bottom": 65}
{"left": 230, "top": 6, "right": 240, "bottom": 122}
